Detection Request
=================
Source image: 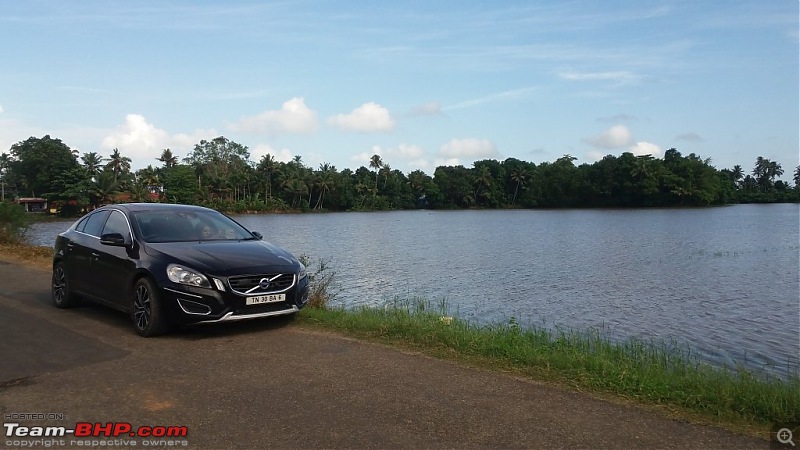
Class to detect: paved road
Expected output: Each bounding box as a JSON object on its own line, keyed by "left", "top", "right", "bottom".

{"left": 0, "top": 261, "right": 766, "bottom": 449}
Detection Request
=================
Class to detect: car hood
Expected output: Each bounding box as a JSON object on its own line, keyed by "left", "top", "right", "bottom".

{"left": 145, "top": 240, "right": 300, "bottom": 276}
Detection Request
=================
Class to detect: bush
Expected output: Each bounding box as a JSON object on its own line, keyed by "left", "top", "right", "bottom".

{"left": 299, "top": 255, "right": 337, "bottom": 309}
{"left": 0, "top": 201, "right": 29, "bottom": 244}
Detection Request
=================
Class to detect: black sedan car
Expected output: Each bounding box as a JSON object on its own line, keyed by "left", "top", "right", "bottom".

{"left": 52, "top": 203, "right": 309, "bottom": 336}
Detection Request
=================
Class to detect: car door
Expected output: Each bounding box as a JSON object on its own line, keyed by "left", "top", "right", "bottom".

{"left": 64, "top": 210, "right": 110, "bottom": 297}
{"left": 91, "top": 209, "right": 137, "bottom": 309}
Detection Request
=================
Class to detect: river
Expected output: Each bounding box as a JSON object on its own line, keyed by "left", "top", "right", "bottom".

{"left": 26, "top": 203, "right": 800, "bottom": 377}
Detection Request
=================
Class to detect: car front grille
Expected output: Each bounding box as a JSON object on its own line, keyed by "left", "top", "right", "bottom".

{"left": 227, "top": 273, "right": 295, "bottom": 295}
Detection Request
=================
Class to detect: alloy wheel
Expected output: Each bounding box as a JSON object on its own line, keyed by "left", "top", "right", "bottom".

{"left": 134, "top": 283, "right": 152, "bottom": 331}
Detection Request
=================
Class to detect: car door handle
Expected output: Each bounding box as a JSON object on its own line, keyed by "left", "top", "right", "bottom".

{"left": 91, "top": 252, "right": 100, "bottom": 259}
{"left": 67, "top": 243, "right": 74, "bottom": 249}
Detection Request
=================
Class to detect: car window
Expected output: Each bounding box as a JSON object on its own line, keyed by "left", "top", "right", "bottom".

{"left": 82, "top": 210, "right": 111, "bottom": 237}
{"left": 133, "top": 210, "right": 253, "bottom": 243}
{"left": 74, "top": 215, "right": 90, "bottom": 232}
{"left": 102, "top": 210, "right": 129, "bottom": 237}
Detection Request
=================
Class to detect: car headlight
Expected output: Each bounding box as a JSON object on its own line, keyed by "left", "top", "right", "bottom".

{"left": 298, "top": 263, "right": 308, "bottom": 281}
{"left": 167, "top": 264, "right": 211, "bottom": 288}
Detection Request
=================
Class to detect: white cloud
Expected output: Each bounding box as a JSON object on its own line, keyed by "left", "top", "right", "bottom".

{"left": 350, "top": 143, "right": 431, "bottom": 173}
{"left": 438, "top": 138, "right": 498, "bottom": 163}
{"left": 628, "top": 141, "right": 662, "bottom": 158}
{"left": 230, "top": 97, "right": 318, "bottom": 134}
{"left": 584, "top": 141, "right": 662, "bottom": 162}
{"left": 0, "top": 105, "right": 4, "bottom": 114}
{"left": 251, "top": 143, "right": 294, "bottom": 164}
{"left": 583, "top": 125, "right": 634, "bottom": 149}
{"left": 101, "top": 114, "right": 216, "bottom": 169}
{"left": 585, "top": 150, "right": 606, "bottom": 162}
{"left": 328, "top": 102, "right": 395, "bottom": 132}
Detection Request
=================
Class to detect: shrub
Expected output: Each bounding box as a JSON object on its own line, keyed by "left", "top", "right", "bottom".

{"left": 299, "top": 254, "right": 337, "bottom": 309}
{"left": 0, "top": 201, "right": 29, "bottom": 244}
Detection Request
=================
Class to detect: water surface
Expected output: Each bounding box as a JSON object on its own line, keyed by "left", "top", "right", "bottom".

{"left": 29, "top": 204, "right": 800, "bottom": 376}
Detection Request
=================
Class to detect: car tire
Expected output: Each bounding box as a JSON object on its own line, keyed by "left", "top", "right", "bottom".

{"left": 52, "top": 262, "right": 80, "bottom": 308}
{"left": 132, "top": 277, "right": 169, "bottom": 337}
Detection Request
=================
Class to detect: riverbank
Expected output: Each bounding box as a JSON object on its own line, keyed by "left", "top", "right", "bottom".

{"left": 296, "top": 302, "right": 798, "bottom": 434}
{"left": 0, "top": 245, "right": 796, "bottom": 436}
{"left": 0, "top": 260, "right": 768, "bottom": 449}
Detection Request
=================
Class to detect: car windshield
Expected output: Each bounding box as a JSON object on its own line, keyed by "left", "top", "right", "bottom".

{"left": 132, "top": 210, "right": 254, "bottom": 243}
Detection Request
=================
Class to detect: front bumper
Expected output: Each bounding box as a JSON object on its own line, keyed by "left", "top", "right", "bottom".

{"left": 159, "top": 276, "right": 310, "bottom": 325}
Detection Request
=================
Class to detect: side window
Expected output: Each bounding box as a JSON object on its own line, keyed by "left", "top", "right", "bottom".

{"left": 74, "top": 216, "right": 90, "bottom": 232}
{"left": 82, "top": 210, "right": 111, "bottom": 237}
{"left": 102, "top": 210, "right": 129, "bottom": 237}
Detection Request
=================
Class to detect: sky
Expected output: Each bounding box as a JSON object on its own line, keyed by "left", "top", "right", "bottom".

{"left": 1, "top": 1, "right": 798, "bottom": 177}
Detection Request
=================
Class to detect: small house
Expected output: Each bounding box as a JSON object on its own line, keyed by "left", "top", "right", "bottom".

{"left": 17, "top": 197, "right": 48, "bottom": 212}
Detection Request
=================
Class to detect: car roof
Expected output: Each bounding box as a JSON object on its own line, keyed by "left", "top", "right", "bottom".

{"left": 102, "top": 203, "right": 216, "bottom": 214}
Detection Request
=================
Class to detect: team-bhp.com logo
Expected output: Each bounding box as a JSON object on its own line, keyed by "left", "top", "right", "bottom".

{"left": 4, "top": 421, "right": 188, "bottom": 438}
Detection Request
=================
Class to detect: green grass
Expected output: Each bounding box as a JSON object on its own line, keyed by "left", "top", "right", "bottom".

{"left": 296, "top": 297, "right": 799, "bottom": 430}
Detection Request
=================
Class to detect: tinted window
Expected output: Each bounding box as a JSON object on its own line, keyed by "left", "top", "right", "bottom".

{"left": 102, "top": 210, "right": 129, "bottom": 237}
{"left": 83, "top": 210, "right": 111, "bottom": 237}
{"left": 74, "top": 216, "right": 90, "bottom": 232}
{"left": 132, "top": 209, "right": 253, "bottom": 243}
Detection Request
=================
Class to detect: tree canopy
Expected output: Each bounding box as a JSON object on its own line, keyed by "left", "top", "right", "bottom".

{"left": 2, "top": 135, "right": 797, "bottom": 214}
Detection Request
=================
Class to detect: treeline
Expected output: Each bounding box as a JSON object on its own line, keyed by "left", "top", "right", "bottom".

{"left": 0, "top": 135, "right": 797, "bottom": 215}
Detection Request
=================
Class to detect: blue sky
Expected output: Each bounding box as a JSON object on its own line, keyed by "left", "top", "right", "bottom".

{"left": 1, "top": 1, "right": 797, "bottom": 176}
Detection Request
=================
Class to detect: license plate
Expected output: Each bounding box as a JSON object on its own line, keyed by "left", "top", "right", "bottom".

{"left": 246, "top": 294, "right": 285, "bottom": 305}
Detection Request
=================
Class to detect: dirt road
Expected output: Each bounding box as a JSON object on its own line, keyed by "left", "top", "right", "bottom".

{"left": 0, "top": 261, "right": 766, "bottom": 449}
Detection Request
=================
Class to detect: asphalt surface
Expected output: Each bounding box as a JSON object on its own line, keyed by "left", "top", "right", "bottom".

{"left": 0, "top": 260, "right": 768, "bottom": 449}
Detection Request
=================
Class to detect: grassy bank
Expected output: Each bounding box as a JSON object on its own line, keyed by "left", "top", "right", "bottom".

{"left": 0, "top": 243, "right": 53, "bottom": 270}
{"left": 296, "top": 298, "right": 799, "bottom": 433}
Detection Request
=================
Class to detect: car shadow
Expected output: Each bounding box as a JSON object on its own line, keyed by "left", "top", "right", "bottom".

{"left": 43, "top": 297, "right": 296, "bottom": 340}
{"left": 172, "top": 314, "right": 296, "bottom": 340}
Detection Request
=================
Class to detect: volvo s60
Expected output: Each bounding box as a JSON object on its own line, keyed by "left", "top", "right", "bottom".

{"left": 51, "top": 203, "right": 309, "bottom": 336}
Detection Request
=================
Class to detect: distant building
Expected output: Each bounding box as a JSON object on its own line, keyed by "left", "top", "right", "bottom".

{"left": 17, "top": 197, "right": 48, "bottom": 212}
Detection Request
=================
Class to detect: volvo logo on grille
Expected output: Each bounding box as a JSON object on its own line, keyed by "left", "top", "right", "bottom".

{"left": 258, "top": 278, "right": 271, "bottom": 289}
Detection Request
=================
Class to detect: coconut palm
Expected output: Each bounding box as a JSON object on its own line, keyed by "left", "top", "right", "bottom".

{"left": 369, "top": 154, "right": 383, "bottom": 192}
{"left": 731, "top": 164, "right": 743, "bottom": 187}
{"left": 510, "top": 167, "right": 529, "bottom": 205}
{"left": 794, "top": 166, "right": 800, "bottom": 189}
{"left": 158, "top": 148, "right": 178, "bottom": 168}
{"left": 257, "top": 154, "right": 278, "bottom": 199}
{"left": 313, "top": 163, "right": 336, "bottom": 209}
{"left": 81, "top": 152, "right": 105, "bottom": 181}
{"left": 106, "top": 148, "right": 132, "bottom": 182}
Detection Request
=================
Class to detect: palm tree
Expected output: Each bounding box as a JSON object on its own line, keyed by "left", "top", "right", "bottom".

{"left": 93, "top": 171, "right": 119, "bottom": 206}
{"left": 473, "top": 165, "right": 492, "bottom": 204}
{"left": 510, "top": 167, "right": 529, "bottom": 205}
{"left": 369, "top": 154, "right": 383, "bottom": 192}
{"left": 380, "top": 164, "right": 392, "bottom": 188}
{"left": 794, "top": 165, "right": 800, "bottom": 190}
{"left": 158, "top": 148, "right": 178, "bottom": 168}
{"left": 285, "top": 178, "right": 308, "bottom": 208}
{"left": 731, "top": 165, "right": 743, "bottom": 187}
{"left": 81, "top": 152, "right": 105, "bottom": 181}
{"left": 257, "top": 154, "right": 278, "bottom": 200}
{"left": 314, "top": 163, "right": 336, "bottom": 209}
{"left": 106, "top": 148, "right": 132, "bottom": 182}
{"left": 753, "top": 157, "right": 784, "bottom": 192}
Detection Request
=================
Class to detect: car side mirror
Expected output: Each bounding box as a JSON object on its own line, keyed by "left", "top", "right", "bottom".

{"left": 100, "top": 232, "right": 131, "bottom": 247}
{"left": 251, "top": 231, "right": 263, "bottom": 240}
